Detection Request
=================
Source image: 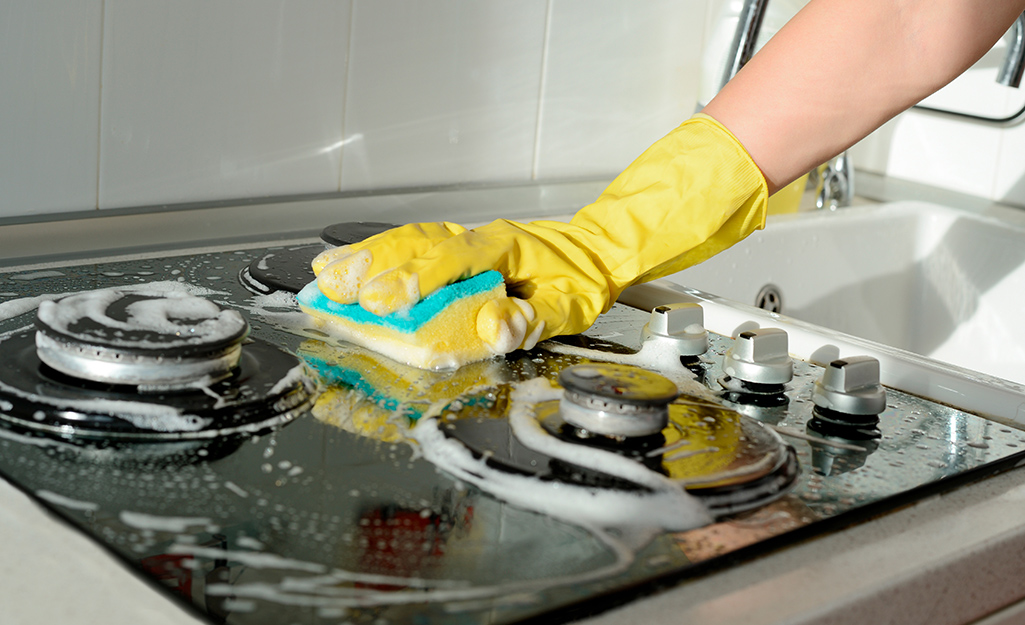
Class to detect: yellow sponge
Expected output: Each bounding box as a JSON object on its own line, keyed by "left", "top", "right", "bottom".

{"left": 296, "top": 271, "right": 506, "bottom": 370}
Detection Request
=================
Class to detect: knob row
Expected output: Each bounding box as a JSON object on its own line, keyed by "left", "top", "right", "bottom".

{"left": 639, "top": 302, "right": 887, "bottom": 419}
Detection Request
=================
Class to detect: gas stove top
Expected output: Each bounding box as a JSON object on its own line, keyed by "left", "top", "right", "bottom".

{"left": 1, "top": 232, "right": 1024, "bottom": 625}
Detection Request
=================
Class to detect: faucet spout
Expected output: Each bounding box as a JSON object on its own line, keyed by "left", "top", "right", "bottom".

{"left": 997, "top": 12, "right": 1025, "bottom": 88}
{"left": 719, "top": 0, "right": 770, "bottom": 91}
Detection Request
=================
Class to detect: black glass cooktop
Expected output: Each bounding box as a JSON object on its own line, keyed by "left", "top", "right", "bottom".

{"left": 1, "top": 242, "right": 1024, "bottom": 625}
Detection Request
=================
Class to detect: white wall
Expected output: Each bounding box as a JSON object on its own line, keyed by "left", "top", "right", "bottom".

{"left": 5, "top": 0, "right": 1023, "bottom": 221}
{"left": 0, "top": 0, "right": 707, "bottom": 218}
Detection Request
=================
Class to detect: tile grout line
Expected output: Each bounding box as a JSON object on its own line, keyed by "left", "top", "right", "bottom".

{"left": 530, "top": 0, "right": 554, "bottom": 181}
{"left": 338, "top": 0, "right": 357, "bottom": 193}
{"left": 94, "top": 0, "right": 107, "bottom": 210}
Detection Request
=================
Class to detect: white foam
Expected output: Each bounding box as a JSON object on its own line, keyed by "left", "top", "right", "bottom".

{"left": 269, "top": 364, "right": 306, "bottom": 396}
{"left": 412, "top": 378, "right": 712, "bottom": 531}
{"left": 0, "top": 280, "right": 228, "bottom": 325}
{"left": 36, "top": 490, "right": 100, "bottom": 512}
{"left": 37, "top": 285, "right": 246, "bottom": 349}
{"left": 189, "top": 525, "right": 637, "bottom": 608}
{"left": 9, "top": 270, "right": 64, "bottom": 281}
{"left": 0, "top": 374, "right": 210, "bottom": 433}
{"left": 540, "top": 339, "right": 713, "bottom": 399}
{"left": 120, "top": 511, "right": 219, "bottom": 533}
{"left": 223, "top": 481, "right": 250, "bottom": 498}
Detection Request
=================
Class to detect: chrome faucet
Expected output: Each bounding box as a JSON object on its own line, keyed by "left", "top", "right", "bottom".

{"left": 718, "top": 0, "right": 854, "bottom": 209}
{"left": 718, "top": 0, "right": 769, "bottom": 92}
{"left": 998, "top": 12, "right": 1025, "bottom": 88}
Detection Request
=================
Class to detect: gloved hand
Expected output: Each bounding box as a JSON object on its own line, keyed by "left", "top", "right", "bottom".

{"left": 312, "top": 114, "right": 768, "bottom": 354}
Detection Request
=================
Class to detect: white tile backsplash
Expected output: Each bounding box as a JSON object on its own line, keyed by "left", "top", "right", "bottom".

{"left": 993, "top": 120, "right": 1025, "bottom": 206}
{"left": 3, "top": 0, "right": 1025, "bottom": 219}
{"left": 340, "top": 0, "right": 547, "bottom": 191}
{"left": 852, "top": 110, "right": 1005, "bottom": 201}
{"left": 534, "top": 0, "right": 705, "bottom": 179}
{"left": 98, "top": 0, "right": 350, "bottom": 210}
{"left": 0, "top": 1, "right": 103, "bottom": 217}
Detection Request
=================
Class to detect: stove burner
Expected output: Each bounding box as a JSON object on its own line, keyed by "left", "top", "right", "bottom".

{"left": 35, "top": 287, "right": 248, "bottom": 387}
{"left": 440, "top": 373, "right": 799, "bottom": 517}
{"left": 319, "top": 221, "right": 396, "bottom": 247}
{"left": 0, "top": 329, "right": 313, "bottom": 440}
{"left": 238, "top": 223, "right": 398, "bottom": 295}
{"left": 558, "top": 364, "right": 677, "bottom": 438}
{"left": 239, "top": 243, "right": 323, "bottom": 295}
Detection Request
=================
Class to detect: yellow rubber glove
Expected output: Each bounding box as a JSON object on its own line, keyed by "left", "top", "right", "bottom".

{"left": 312, "top": 114, "right": 768, "bottom": 354}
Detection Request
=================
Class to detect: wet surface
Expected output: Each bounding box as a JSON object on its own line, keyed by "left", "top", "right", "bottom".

{"left": 0, "top": 243, "right": 1024, "bottom": 625}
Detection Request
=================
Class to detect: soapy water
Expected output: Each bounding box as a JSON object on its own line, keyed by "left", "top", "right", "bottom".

{"left": 0, "top": 280, "right": 231, "bottom": 325}
{"left": 413, "top": 378, "right": 713, "bottom": 531}
{"left": 174, "top": 530, "right": 638, "bottom": 611}
{"left": 36, "top": 285, "right": 248, "bottom": 349}
{"left": 0, "top": 282, "right": 313, "bottom": 437}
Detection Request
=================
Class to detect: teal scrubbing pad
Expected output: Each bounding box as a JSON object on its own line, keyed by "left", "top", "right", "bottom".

{"left": 296, "top": 270, "right": 506, "bottom": 370}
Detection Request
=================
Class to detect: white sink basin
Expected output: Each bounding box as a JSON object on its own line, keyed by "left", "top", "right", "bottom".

{"left": 667, "top": 201, "right": 1025, "bottom": 384}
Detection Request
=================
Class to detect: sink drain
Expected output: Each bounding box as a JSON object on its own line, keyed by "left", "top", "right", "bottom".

{"left": 755, "top": 284, "right": 783, "bottom": 313}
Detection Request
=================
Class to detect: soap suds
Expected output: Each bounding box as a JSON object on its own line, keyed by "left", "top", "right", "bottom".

{"left": 36, "top": 490, "right": 100, "bottom": 512}
{"left": 412, "top": 378, "right": 712, "bottom": 531}
{"left": 37, "top": 286, "right": 246, "bottom": 349}
{"left": 120, "top": 511, "right": 219, "bottom": 534}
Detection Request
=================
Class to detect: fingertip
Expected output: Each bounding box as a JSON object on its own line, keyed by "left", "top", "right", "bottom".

{"left": 316, "top": 249, "right": 371, "bottom": 303}
{"left": 360, "top": 270, "right": 421, "bottom": 316}
{"left": 477, "top": 297, "right": 538, "bottom": 354}
{"left": 311, "top": 245, "right": 353, "bottom": 275}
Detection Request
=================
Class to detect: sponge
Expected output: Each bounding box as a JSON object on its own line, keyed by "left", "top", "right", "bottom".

{"left": 296, "top": 270, "right": 506, "bottom": 370}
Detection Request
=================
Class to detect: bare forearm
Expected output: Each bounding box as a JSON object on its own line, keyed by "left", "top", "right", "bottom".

{"left": 703, "top": 0, "right": 1025, "bottom": 193}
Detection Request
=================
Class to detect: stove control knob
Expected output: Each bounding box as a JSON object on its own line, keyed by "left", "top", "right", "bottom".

{"left": 722, "top": 328, "right": 793, "bottom": 385}
{"left": 640, "top": 303, "right": 708, "bottom": 357}
{"left": 812, "top": 356, "right": 886, "bottom": 416}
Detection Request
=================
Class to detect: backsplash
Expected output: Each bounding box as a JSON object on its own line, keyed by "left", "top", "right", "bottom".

{"left": 0, "top": 0, "right": 705, "bottom": 218}
{"left": 2, "top": 0, "right": 1023, "bottom": 220}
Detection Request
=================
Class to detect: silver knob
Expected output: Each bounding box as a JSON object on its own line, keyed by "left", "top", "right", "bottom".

{"left": 812, "top": 356, "right": 886, "bottom": 416}
{"left": 722, "top": 328, "right": 793, "bottom": 385}
{"left": 640, "top": 303, "right": 708, "bottom": 357}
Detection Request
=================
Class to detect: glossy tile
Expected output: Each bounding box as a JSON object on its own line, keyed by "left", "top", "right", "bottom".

{"left": 534, "top": 0, "right": 706, "bottom": 180}
{"left": 99, "top": 0, "right": 350, "bottom": 210}
{"left": 341, "top": 0, "right": 547, "bottom": 191}
{"left": 852, "top": 110, "right": 1002, "bottom": 201}
{"left": 993, "top": 122, "right": 1025, "bottom": 208}
{"left": 0, "top": 1, "right": 103, "bottom": 217}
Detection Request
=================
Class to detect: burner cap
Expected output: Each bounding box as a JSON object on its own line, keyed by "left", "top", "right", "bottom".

{"left": 558, "top": 364, "right": 678, "bottom": 437}
{"left": 35, "top": 287, "right": 248, "bottom": 387}
{"left": 320, "top": 221, "right": 396, "bottom": 247}
{"left": 440, "top": 389, "right": 799, "bottom": 517}
{"left": 239, "top": 244, "right": 322, "bottom": 295}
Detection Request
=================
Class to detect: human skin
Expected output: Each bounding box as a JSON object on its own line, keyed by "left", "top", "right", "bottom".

{"left": 703, "top": 0, "right": 1025, "bottom": 194}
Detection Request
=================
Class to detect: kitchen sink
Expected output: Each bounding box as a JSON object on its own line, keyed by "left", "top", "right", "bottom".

{"left": 666, "top": 201, "right": 1025, "bottom": 385}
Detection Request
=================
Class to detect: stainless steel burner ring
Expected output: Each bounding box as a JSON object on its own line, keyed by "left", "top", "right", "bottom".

{"left": 34, "top": 288, "right": 249, "bottom": 387}
{"left": 558, "top": 363, "right": 678, "bottom": 437}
